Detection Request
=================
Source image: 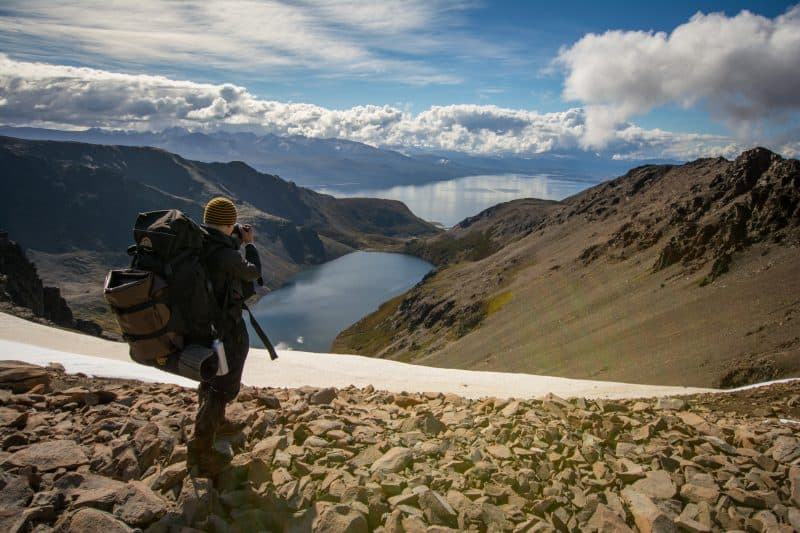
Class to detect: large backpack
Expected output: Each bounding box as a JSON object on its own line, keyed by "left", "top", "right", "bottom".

{"left": 103, "top": 210, "right": 220, "bottom": 373}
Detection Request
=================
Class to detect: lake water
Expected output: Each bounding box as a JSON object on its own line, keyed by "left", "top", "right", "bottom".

{"left": 248, "top": 251, "right": 432, "bottom": 352}
{"left": 249, "top": 173, "right": 598, "bottom": 352}
{"left": 317, "top": 172, "right": 599, "bottom": 227}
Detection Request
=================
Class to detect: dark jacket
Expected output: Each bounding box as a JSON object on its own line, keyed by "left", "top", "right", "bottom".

{"left": 202, "top": 226, "right": 262, "bottom": 332}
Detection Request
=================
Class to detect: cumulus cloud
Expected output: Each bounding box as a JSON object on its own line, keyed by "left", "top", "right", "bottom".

{"left": 0, "top": 54, "right": 742, "bottom": 159}
{"left": 558, "top": 5, "right": 800, "bottom": 148}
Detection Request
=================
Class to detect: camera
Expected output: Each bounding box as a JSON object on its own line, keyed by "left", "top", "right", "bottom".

{"left": 232, "top": 223, "right": 242, "bottom": 238}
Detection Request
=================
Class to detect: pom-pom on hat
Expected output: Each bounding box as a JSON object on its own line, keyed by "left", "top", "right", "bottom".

{"left": 204, "top": 197, "right": 238, "bottom": 226}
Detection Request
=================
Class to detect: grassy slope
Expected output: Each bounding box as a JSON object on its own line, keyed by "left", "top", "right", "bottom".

{"left": 334, "top": 151, "right": 800, "bottom": 387}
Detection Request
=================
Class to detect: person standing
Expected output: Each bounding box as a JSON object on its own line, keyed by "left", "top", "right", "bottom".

{"left": 187, "top": 197, "right": 262, "bottom": 474}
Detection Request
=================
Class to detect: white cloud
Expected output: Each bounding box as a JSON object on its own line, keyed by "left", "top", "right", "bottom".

{"left": 0, "top": 0, "right": 486, "bottom": 85}
{"left": 0, "top": 55, "right": 744, "bottom": 159}
{"left": 557, "top": 5, "right": 800, "bottom": 148}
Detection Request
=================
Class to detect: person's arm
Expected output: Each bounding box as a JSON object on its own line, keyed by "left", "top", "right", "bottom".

{"left": 222, "top": 248, "right": 261, "bottom": 282}
{"left": 244, "top": 243, "right": 264, "bottom": 286}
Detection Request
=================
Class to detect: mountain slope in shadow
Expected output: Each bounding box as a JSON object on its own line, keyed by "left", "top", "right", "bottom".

{"left": 0, "top": 136, "right": 439, "bottom": 323}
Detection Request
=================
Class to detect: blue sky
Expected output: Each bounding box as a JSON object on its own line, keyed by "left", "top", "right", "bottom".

{"left": 0, "top": 1, "right": 798, "bottom": 159}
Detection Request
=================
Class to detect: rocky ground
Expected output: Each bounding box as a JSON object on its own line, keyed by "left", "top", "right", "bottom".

{"left": 1, "top": 361, "right": 799, "bottom": 532}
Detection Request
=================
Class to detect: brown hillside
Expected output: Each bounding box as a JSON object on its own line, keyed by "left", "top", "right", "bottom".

{"left": 333, "top": 149, "right": 800, "bottom": 388}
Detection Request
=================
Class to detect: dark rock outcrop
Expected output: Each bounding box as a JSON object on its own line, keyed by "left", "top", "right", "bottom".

{"left": 572, "top": 148, "right": 800, "bottom": 282}
{"left": 0, "top": 232, "right": 102, "bottom": 335}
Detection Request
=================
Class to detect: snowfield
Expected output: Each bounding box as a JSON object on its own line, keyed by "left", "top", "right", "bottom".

{"left": 0, "top": 311, "right": 785, "bottom": 400}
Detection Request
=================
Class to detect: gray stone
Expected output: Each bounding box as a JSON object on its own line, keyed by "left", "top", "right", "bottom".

{"left": 0, "top": 475, "right": 33, "bottom": 508}
{"left": 252, "top": 434, "right": 288, "bottom": 460}
{"left": 67, "top": 508, "right": 134, "bottom": 533}
{"left": 7, "top": 439, "right": 88, "bottom": 471}
{"left": 655, "top": 398, "right": 687, "bottom": 410}
{"left": 418, "top": 488, "right": 458, "bottom": 527}
{"left": 680, "top": 482, "right": 719, "bottom": 504}
{"left": 771, "top": 436, "right": 800, "bottom": 463}
{"left": 315, "top": 504, "right": 368, "bottom": 533}
{"left": 310, "top": 388, "right": 338, "bottom": 405}
{"left": 113, "top": 481, "right": 168, "bottom": 527}
{"left": 789, "top": 465, "right": 800, "bottom": 507}
{"left": 0, "top": 406, "right": 27, "bottom": 428}
{"left": 787, "top": 507, "right": 800, "bottom": 530}
{"left": 622, "top": 487, "right": 676, "bottom": 533}
{"left": 0, "top": 361, "right": 50, "bottom": 393}
{"left": 150, "top": 461, "right": 188, "bottom": 492}
{"left": 587, "top": 504, "right": 634, "bottom": 532}
{"left": 178, "top": 476, "right": 217, "bottom": 526}
{"left": 630, "top": 470, "right": 677, "bottom": 499}
{"left": 485, "top": 444, "right": 513, "bottom": 460}
{"left": 371, "top": 447, "right": 413, "bottom": 474}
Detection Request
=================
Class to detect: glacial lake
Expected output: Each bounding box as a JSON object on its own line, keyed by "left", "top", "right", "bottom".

{"left": 317, "top": 172, "right": 600, "bottom": 227}
{"left": 248, "top": 251, "right": 433, "bottom": 352}
{"left": 249, "top": 173, "right": 599, "bottom": 352}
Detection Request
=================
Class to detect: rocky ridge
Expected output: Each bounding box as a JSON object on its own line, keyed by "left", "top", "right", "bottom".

{"left": 0, "top": 233, "right": 103, "bottom": 337}
{"left": 405, "top": 199, "right": 561, "bottom": 267}
{"left": 1, "top": 361, "right": 799, "bottom": 532}
{"left": 333, "top": 148, "right": 800, "bottom": 387}
{"left": 573, "top": 148, "right": 800, "bottom": 282}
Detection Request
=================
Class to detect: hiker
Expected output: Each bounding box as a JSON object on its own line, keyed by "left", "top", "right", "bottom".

{"left": 187, "top": 197, "right": 263, "bottom": 473}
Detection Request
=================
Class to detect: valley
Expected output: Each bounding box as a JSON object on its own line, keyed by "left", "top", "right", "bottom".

{"left": 0, "top": 136, "right": 439, "bottom": 328}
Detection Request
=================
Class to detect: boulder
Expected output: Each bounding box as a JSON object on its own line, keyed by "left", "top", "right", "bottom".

{"left": 630, "top": 470, "right": 677, "bottom": 499}
{"left": 485, "top": 444, "right": 513, "bottom": 460}
{"left": 587, "top": 503, "right": 635, "bottom": 532}
{"left": 150, "top": 461, "right": 188, "bottom": 492}
{"left": 0, "top": 475, "right": 33, "bottom": 509}
{"left": 0, "top": 361, "right": 50, "bottom": 393}
{"left": 7, "top": 439, "right": 88, "bottom": 471}
{"left": 371, "top": 447, "right": 413, "bottom": 474}
{"left": 418, "top": 488, "right": 458, "bottom": 527}
{"left": 316, "top": 504, "right": 368, "bottom": 533}
{"left": 0, "top": 406, "right": 28, "bottom": 428}
{"left": 67, "top": 508, "right": 134, "bottom": 533}
{"left": 178, "top": 476, "right": 218, "bottom": 526}
{"left": 622, "top": 487, "right": 676, "bottom": 533}
{"left": 310, "top": 387, "right": 338, "bottom": 405}
{"left": 789, "top": 465, "right": 800, "bottom": 507}
{"left": 113, "top": 481, "right": 168, "bottom": 527}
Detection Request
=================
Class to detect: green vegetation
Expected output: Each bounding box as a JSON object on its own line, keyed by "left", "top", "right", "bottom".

{"left": 405, "top": 230, "right": 498, "bottom": 266}
{"left": 486, "top": 291, "right": 513, "bottom": 315}
{"left": 330, "top": 294, "right": 405, "bottom": 355}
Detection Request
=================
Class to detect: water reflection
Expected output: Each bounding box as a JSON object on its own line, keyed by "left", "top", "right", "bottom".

{"left": 318, "top": 173, "right": 597, "bottom": 227}
{"left": 250, "top": 251, "right": 432, "bottom": 352}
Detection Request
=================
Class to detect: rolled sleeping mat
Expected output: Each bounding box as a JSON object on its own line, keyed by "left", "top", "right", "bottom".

{"left": 157, "top": 344, "right": 219, "bottom": 382}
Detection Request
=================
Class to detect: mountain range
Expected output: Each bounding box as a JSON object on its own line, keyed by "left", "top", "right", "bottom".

{"left": 0, "top": 126, "right": 672, "bottom": 189}
{"left": 333, "top": 148, "right": 800, "bottom": 388}
{"left": 0, "top": 136, "right": 438, "bottom": 328}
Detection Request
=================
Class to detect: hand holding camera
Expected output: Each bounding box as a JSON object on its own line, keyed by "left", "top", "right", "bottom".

{"left": 235, "top": 223, "right": 255, "bottom": 244}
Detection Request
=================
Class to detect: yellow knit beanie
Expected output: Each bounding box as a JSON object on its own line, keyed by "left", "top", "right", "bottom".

{"left": 203, "top": 197, "right": 237, "bottom": 226}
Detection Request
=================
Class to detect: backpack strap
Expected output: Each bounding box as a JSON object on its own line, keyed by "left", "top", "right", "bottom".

{"left": 243, "top": 304, "right": 279, "bottom": 361}
{"left": 110, "top": 297, "right": 166, "bottom": 315}
{"left": 122, "top": 326, "right": 170, "bottom": 342}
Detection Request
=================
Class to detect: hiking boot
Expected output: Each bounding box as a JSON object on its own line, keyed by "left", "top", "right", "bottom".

{"left": 187, "top": 443, "right": 232, "bottom": 475}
